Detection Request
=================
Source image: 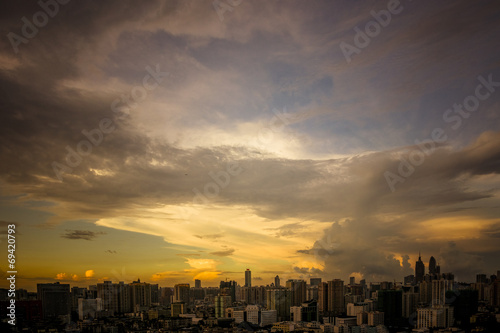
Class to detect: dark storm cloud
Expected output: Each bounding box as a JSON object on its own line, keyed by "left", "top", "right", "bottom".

{"left": 62, "top": 229, "right": 105, "bottom": 241}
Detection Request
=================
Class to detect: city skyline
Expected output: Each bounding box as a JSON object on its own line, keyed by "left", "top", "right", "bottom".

{"left": 1, "top": 1, "right": 500, "bottom": 292}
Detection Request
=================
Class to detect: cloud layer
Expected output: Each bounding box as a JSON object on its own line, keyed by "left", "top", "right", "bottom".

{"left": 1, "top": 0, "right": 499, "bottom": 287}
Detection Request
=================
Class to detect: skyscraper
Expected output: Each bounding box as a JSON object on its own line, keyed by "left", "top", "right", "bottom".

{"left": 327, "top": 279, "right": 345, "bottom": 316}
{"left": 174, "top": 283, "right": 190, "bottom": 305}
{"left": 266, "top": 288, "right": 292, "bottom": 321}
{"left": 220, "top": 280, "right": 237, "bottom": 303}
{"left": 214, "top": 295, "right": 232, "bottom": 318}
{"left": 429, "top": 256, "right": 437, "bottom": 275}
{"left": 195, "top": 279, "right": 201, "bottom": 288}
{"left": 130, "top": 279, "right": 152, "bottom": 309}
{"left": 286, "top": 279, "right": 307, "bottom": 306}
{"left": 245, "top": 269, "right": 251, "bottom": 288}
{"left": 275, "top": 275, "right": 280, "bottom": 287}
{"left": 318, "top": 282, "right": 328, "bottom": 313}
{"left": 377, "top": 289, "right": 403, "bottom": 325}
{"left": 415, "top": 253, "right": 425, "bottom": 283}
{"left": 37, "top": 282, "right": 71, "bottom": 319}
{"left": 310, "top": 278, "right": 322, "bottom": 286}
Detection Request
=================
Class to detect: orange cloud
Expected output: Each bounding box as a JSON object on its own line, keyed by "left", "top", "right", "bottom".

{"left": 55, "top": 273, "right": 79, "bottom": 281}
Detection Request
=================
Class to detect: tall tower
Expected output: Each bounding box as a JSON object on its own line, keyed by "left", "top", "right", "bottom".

{"left": 327, "top": 279, "right": 345, "bottom": 316}
{"left": 275, "top": 275, "right": 280, "bottom": 287}
{"left": 318, "top": 282, "right": 328, "bottom": 313}
{"left": 245, "top": 269, "right": 252, "bottom": 287}
{"left": 415, "top": 252, "right": 425, "bottom": 283}
{"left": 429, "top": 256, "right": 437, "bottom": 275}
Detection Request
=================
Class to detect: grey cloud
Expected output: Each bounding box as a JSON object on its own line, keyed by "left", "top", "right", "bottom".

{"left": 195, "top": 233, "right": 224, "bottom": 240}
{"left": 265, "top": 222, "right": 305, "bottom": 238}
{"left": 62, "top": 230, "right": 105, "bottom": 241}
{"left": 293, "top": 266, "right": 323, "bottom": 278}
{"left": 210, "top": 248, "right": 235, "bottom": 257}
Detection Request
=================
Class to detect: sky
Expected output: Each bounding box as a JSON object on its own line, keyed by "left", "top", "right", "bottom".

{"left": 1, "top": 0, "right": 500, "bottom": 291}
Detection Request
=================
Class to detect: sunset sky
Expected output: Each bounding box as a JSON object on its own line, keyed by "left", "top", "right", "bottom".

{"left": 1, "top": 0, "right": 500, "bottom": 291}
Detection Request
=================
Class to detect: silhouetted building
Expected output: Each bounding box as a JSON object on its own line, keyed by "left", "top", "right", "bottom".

{"left": 286, "top": 279, "right": 307, "bottom": 306}
{"left": 275, "top": 275, "right": 280, "bottom": 287}
{"left": 429, "top": 256, "right": 437, "bottom": 275}
{"left": 404, "top": 275, "right": 415, "bottom": 285}
{"left": 452, "top": 289, "right": 478, "bottom": 327}
{"left": 327, "top": 279, "right": 345, "bottom": 316}
{"left": 491, "top": 279, "right": 500, "bottom": 307}
{"left": 318, "top": 282, "right": 328, "bottom": 313}
{"left": 130, "top": 279, "right": 152, "bottom": 309}
{"left": 215, "top": 295, "right": 232, "bottom": 318}
{"left": 37, "top": 282, "right": 71, "bottom": 319}
{"left": 266, "top": 288, "right": 292, "bottom": 321}
{"left": 174, "top": 283, "right": 190, "bottom": 305}
{"left": 245, "top": 269, "right": 251, "bottom": 287}
{"left": 310, "top": 277, "right": 321, "bottom": 286}
{"left": 290, "top": 300, "right": 318, "bottom": 322}
{"left": 415, "top": 253, "right": 425, "bottom": 283}
{"left": 476, "top": 274, "right": 487, "bottom": 284}
{"left": 220, "top": 280, "right": 237, "bottom": 303}
{"left": 96, "top": 281, "right": 131, "bottom": 314}
{"left": 377, "top": 289, "right": 402, "bottom": 325}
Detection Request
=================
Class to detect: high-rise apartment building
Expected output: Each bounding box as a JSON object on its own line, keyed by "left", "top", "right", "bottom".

{"left": 96, "top": 281, "right": 131, "bottom": 314}
{"left": 327, "top": 279, "right": 345, "bottom": 316}
{"left": 215, "top": 295, "right": 232, "bottom": 318}
{"left": 417, "top": 305, "right": 454, "bottom": 329}
{"left": 245, "top": 269, "right": 252, "bottom": 288}
{"left": 174, "top": 283, "right": 190, "bottom": 305}
{"left": 403, "top": 291, "right": 419, "bottom": 318}
{"left": 130, "top": 279, "right": 152, "bottom": 310}
{"left": 37, "top": 282, "right": 71, "bottom": 319}
{"left": 310, "top": 278, "right": 322, "bottom": 286}
{"left": 377, "top": 289, "right": 402, "bottom": 325}
{"left": 266, "top": 288, "right": 292, "bottom": 321}
{"left": 286, "top": 279, "right": 307, "bottom": 306}
{"left": 318, "top": 282, "right": 328, "bottom": 313}
{"left": 431, "top": 279, "right": 453, "bottom": 306}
